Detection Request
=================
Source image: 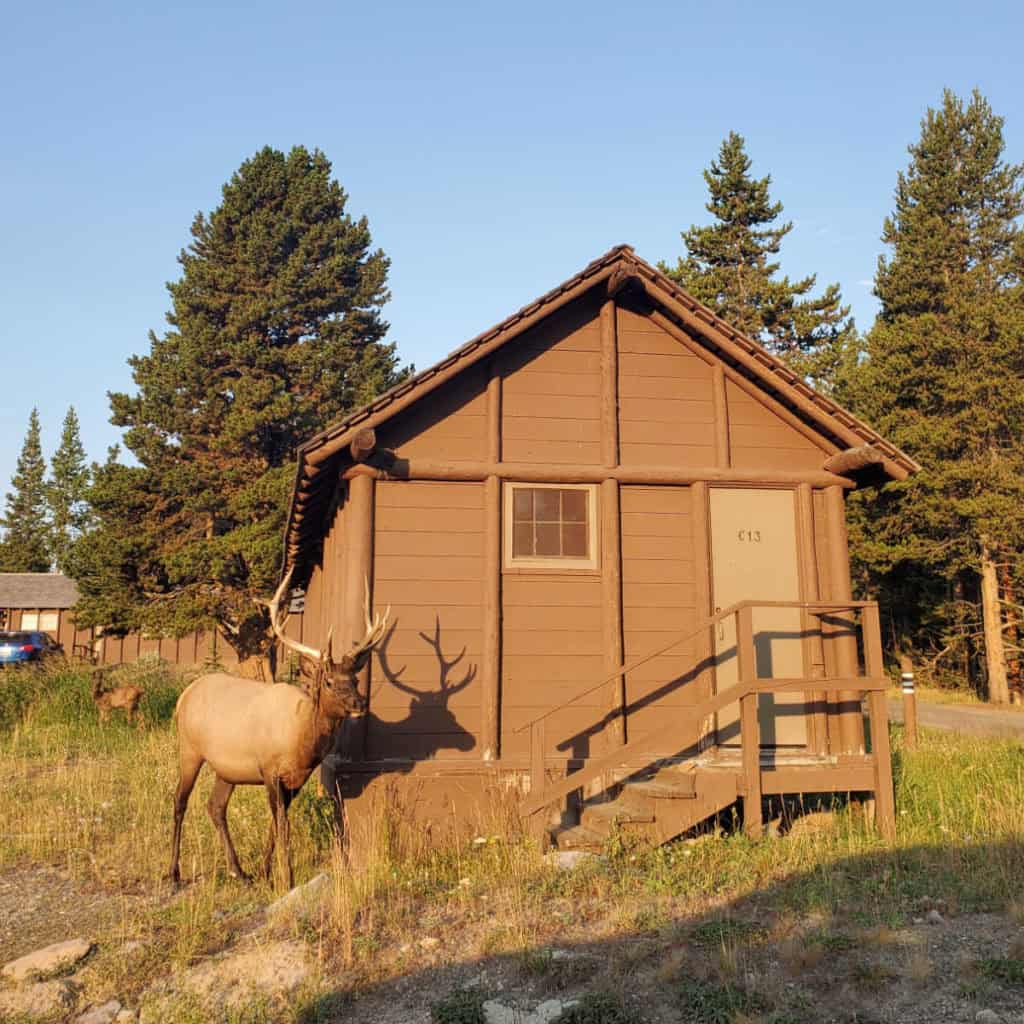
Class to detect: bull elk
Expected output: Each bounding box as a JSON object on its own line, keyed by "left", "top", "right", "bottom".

{"left": 168, "top": 570, "right": 388, "bottom": 889}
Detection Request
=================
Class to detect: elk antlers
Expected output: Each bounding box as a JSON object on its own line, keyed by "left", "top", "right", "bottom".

{"left": 269, "top": 568, "right": 389, "bottom": 663}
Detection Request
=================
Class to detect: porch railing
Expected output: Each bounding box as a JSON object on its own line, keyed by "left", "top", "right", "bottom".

{"left": 517, "top": 600, "right": 895, "bottom": 841}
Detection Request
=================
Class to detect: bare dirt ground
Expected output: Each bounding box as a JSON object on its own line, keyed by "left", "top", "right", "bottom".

{"left": 0, "top": 865, "right": 156, "bottom": 966}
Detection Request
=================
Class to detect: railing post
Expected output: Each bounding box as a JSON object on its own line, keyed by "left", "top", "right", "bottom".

{"left": 862, "top": 603, "right": 896, "bottom": 841}
{"left": 529, "top": 718, "right": 549, "bottom": 846}
{"left": 900, "top": 653, "right": 918, "bottom": 751}
{"left": 736, "top": 606, "right": 762, "bottom": 839}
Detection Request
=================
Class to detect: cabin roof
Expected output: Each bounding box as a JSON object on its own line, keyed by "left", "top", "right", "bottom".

{"left": 283, "top": 245, "right": 918, "bottom": 573}
{"left": 0, "top": 573, "right": 80, "bottom": 609}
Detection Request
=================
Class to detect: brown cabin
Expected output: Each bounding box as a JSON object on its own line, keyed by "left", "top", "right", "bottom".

{"left": 281, "top": 245, "right": 919, "bottom": 849}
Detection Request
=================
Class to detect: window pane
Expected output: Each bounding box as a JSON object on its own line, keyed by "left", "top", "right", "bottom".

{"left": 534, "top": 523, "right": 561, "bottom": 556}
{"left": 39, "top": 612, "right": 59, "bottom": 631}
{"left": 512, "top": 522, "right": 534, "bottom": 557}
{"left": 561, "top": 489, "right": 587, "bottom": 523}
{"left": 20, "top": 613, "right": 39, "bottom": 630}
{"left": 562, "top": 523, "right": 588, "bottom": 557}
{"left": 534, "top": 488, "right": 561, "bottom": 522}
{"left": 513, "top": 488, "right": 533, "bottom": 522}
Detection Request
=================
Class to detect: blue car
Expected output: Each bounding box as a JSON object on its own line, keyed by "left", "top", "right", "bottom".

{"left": 0, "top": 630, "right": 63, "bottom": 666}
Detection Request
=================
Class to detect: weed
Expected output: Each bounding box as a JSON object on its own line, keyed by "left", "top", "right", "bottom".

{"left": 553, "top": 991, "right": 644, "bottom": 1024}
{"left": 976, "top": 957, "right": 1024, "bottom": 987}
{"left": 431, "top": 987, "right": 487, "bottom": 1024}
{"left": 676, "top": 977, "right": 767, "bottom": 1024}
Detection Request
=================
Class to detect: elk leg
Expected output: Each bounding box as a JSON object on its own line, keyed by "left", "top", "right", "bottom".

{"left": 264, "top": 778, "right": 294, "bottom": 890}
{"left": 261, "top": 792, "right": 278, "bottom": 881}
{"left": 207, "top": 776, "right": 248, "bottom": 882}
{"left": 168, "top": 751, "right": 203, "bottom": 886}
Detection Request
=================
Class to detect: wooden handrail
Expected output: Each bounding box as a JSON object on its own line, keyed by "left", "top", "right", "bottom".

{"left": 514, "top": 598, "right": 873, "bottom": 736}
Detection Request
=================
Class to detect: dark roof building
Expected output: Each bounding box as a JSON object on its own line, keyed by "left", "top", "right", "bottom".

{"left": 0, "top": 573, "right": 80, "bottom": 609}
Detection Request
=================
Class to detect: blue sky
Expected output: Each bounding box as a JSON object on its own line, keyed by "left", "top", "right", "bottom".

{"left": 1, "top": 0, "right": 1021, "bottom": 493}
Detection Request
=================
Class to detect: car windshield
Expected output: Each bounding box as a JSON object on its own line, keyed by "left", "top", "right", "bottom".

{"left": 0, "top": 632, "right": 37, "bottom": 643}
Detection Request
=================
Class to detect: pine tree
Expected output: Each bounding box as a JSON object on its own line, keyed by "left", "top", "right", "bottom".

{"left": 69, "top": 146, "right": 407, "bottom": 666}
{"left": 660, "top": 131, "right": 857, "bottom": 390}
{"left": 0, "top": 409, "right": 51, "bottom": 573}
{"left": 48, "top": 406, "right": 90, "bottom": 573}
{"left": 843, "top": 90, "right": 1024, "bottom": 701}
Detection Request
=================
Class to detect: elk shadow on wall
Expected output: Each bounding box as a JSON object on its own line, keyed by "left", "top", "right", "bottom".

{"left": 333, "top": 615, "right": 477, "bottom": 800}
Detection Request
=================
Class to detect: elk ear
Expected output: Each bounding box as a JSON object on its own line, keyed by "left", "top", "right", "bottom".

{"left": 339, "top": 650, "right": 370, "bottom": 673}
{"left": 298, "top": 655, "right": 319, "bottom": 679}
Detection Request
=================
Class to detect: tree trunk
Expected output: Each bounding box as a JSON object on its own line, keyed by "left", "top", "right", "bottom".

{"left": 1000, "top": 561, "right": 1019, "bottom": 691}
{"left": 980, "top": 540, "right": 1010, "bottom": 704}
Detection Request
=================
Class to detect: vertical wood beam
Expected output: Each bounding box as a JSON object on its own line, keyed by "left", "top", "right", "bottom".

{"left": 482, "top": 363, "right": 503, "bottom": 761}
{"left": 712, "top": 364, "right": 730, "bottom": 469}
{"left": 600, "top": 299, "right": 619, "bottom": 469}
{"left": 600, "top": 301, "right": 624, "bottom": 748}
{"left": 691, "top": 481, "right": 715, "bottom": 750}
{"left": 737, "top": 605, "right": 762, "bottom": 838}
{"left": 868, "top": 687, "right": 897, "bottom": 841}
{"left": 825, "top": 485, "right": 865, "bottom": 754}
{"left": 797, "top": 484, "right": 828, "bottom": 754}
{"left": 603, "top": 477, "right": 625, "bottom": 747}
{"left": 344, "top": 472, "right": 375, "bottom": 762}
{"left": 483, "top": 473, "right": 501, "bottom": 760}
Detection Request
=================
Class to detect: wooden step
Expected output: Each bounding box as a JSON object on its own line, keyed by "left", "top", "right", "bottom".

{"left": 622, "top": 776, "right": 698, "bottom": 801}
{"left": 579, "top": 797, "right": 655, "bottom": 830}
{"left": 552, "top": 823, "right": 606, "bottom": 851}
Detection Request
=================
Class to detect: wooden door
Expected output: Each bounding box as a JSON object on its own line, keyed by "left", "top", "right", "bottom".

{"left": 710, "top": 488, "right": 807, "bottom": 748}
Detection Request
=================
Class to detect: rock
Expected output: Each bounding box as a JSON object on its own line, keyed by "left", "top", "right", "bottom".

{"left": 926, "top": 909, "right": 945, "bottom": 925}
{"left": 482, "top": 1001, "right": 519, "bottom": 1024}
{"left": 483, "top": 999, "right": 578, "bottom": 1024}
{"left": 2, "top": 938, "right": 93, "bottom": 981}
{"left": 115, "top": 1012, "right": 138, "bottom": 1024}
{"left": 535, "top": 999, "right": 578, "bottom": 1023}
{"left": 77, "top": 1000, "right": 123, "bottom": 1024}
{"left": 542, "top": 850, "right": 594, "bottom": 870}
{"left": 419, "top": 936, "right": 441, "bottom": 950}
{"left": 265, "top": 872, "right": 331, "bottom": 922}
{"left": 974, "top": 1012, "right": 1001, "bottom": 1024}
{"left": 0, "top": 978, "right": 78, "bottom": 1019}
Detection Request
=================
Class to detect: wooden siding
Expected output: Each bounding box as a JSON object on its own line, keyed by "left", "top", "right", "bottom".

{"left": 377, "top": 365, "right": 489, "bottom": 463}
{"left": 499, "top": 297, "right": 602, "bottom": 466}
{"left": 620, "top": 486, "right": 705, "bottom": 752}
{"left": 370, "top": 481, "right": 485, "bottom": 760}
{"left": 501, "top": 572, "right": 605, "bottom": 758}
{"left": 616, "top": 306, "right": 717, "bottom": 467}
{"left": 725, "top": 380, "right": 827, "bottom": 471}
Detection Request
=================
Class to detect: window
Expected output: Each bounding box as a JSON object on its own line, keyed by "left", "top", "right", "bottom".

{"left": 39, "top": 612, "right": 59, "bottom": 632}
{"left": 20, "top": 612, "right": 39, "bottom": 630}
{"left": 504, "top": 484, "right": 598, "bottom": 570}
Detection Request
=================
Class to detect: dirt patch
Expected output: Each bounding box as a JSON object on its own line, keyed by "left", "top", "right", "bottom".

{"left": 0, "top": 865, "right": 154, "bottom": 965}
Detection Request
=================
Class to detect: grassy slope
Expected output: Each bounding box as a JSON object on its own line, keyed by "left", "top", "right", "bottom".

{"left": 1, "top": 663, "right": 1023, "bottom": 1023}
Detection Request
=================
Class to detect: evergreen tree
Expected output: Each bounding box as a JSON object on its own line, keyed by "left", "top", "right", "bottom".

{"left": 843, "top": 90, "right": 1024, "bottom": 701}
{"left": 660, "top": 131, "right": 857, "bottom": 390}
{"left": 0, "top": 408, "right": 51, "bottom": 572}
{"left": 69, "top": 146, "right": 407, "bottom": 665}
{"left": 48, "top": 406, "right": 90, "bottom": 573}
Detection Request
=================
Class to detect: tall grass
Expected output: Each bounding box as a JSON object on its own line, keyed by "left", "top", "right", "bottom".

{"left": 2, "top": 660, "right": 1023, "bottom": 1015}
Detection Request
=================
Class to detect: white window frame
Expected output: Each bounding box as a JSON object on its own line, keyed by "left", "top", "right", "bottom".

{"left": 503, "top": 482, "right": 599, "bottom": 571}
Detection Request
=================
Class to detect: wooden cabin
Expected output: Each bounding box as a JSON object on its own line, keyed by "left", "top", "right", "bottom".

{"left": 281, "top": 245, "right": 919, "bottom": 849}
{"left": 0, "top": 572, "right": 238, "bottom": 669}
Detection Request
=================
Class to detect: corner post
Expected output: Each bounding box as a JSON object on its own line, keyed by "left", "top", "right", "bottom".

{"left": 900, "top": 652, "right": 918, "bottom": 751}
{"left": 824, "top": 485, "right": 865, "bottom": 754}
{"left": 483, "top": 364, "right": 503, "bottom": 761}
{"left": 600, "top": 298, "right": 625, "bottom": 748}
{"left": 737, "top": 605, "right": 762, "bottom": 838}
{"left": 344, "top": 470, "right": 375, "bottom": 762}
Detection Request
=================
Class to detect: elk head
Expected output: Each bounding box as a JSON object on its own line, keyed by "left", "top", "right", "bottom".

{"left": 269, "top": 569, "right": 389, "bottom": 720}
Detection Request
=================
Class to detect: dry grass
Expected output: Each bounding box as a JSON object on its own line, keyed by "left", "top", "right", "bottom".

{"left": 3, "top": 662, "right": 1024, "bottom": 1022}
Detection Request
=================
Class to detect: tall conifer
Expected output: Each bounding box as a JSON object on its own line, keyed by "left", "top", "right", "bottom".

{"left": 660, "top": 132, "right": 856, "bottom": 389}
{"left": 70, "top": 147, "right": 407, "bottom": 665}
{"left": 0, "top": 409, "right": 51, "bottom": 573}
{"left": 48, "top": 406, "right": 90, "bottom": 573}
{"left": 844, "top": 90, "right": 1024, "bottom": 700}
